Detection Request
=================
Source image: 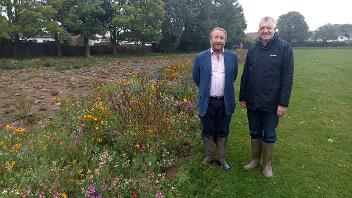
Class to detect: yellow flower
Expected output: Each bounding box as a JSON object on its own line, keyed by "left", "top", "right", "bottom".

{"left": 5, "top": 160, "right": 16, "bottom": 171}
{"left": 78, "top": 168, "right": 84, "bottom": 177}
{"left": 13, "top": 143, "right": 21, "bottom": 152}
{"left": 135, "top": 143, "right": 140, "bottom": 149}
{"left": 97, "top": 137, "right": 103, "bottom": 143}
{"left": 62, "top": 193, "right": 67, "bottom": 198}
{"left": 6, "top": 124, "right": 14, "bottom": 130}
{"left": 96, "top": 102, "right": 106, "bottom": 112}
{"left": 0, "top": 141, "right": 4, "bottom": 146}
{"left": 83, "top": 114, "right": 98, "bottom": 121}
{"left": 15, "top": 127, "right": 25, "bottom": 133}
{"left": 5, "top": 125, "right": 26, "bottom": 134}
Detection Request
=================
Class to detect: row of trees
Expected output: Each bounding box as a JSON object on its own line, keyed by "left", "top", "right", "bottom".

{"left": 0, "top": 0, "right": 247, "bottom": 57}
{"left": 314, "top": 23, "right": 352, "bottom": 42}
{"left": 276, "top": 11, "right": 352, "bottom": 43}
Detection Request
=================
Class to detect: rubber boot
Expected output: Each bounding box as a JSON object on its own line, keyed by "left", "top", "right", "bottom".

{"left": 244, "top": 139, "right": 262, "bottom": 170}
{"left": 262, "top": 142, "right": 274, "bottom": 179}
{"left": 202, "top": 135, "right": 215, "bottom": 165}
{"left": 216, "top": 136, "right": 231, "bottom": 170}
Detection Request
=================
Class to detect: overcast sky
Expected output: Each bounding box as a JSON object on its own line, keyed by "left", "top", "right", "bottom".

{"left": 237, "top": 0, "right": 352, "bottom": 32}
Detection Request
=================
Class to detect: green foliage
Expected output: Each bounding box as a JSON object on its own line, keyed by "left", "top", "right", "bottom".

{"left": 313, "top": 24, "right": 352, "bottom": 42}
{"left": 129, "top": 0, "right": 165, "bottom": 44}
{"left": 158, "top": 0, "right": 186, "bottom": 52}
{"left": 337, "top": 24, "right": 352, "bottom": 38}
{"left": 110, "top": 0, "right": 165, "bottom": 45}
{"left": 277, "top": 11, "right": 309, "bottom": 43}
{"left": 177, "top": 0, "right": 246, "bottom": 51}
{"left": 0, "top": 0, "right": 45, "bottom": 38}
{"left": 0, "top": 15, "right": 10, "bottom": 38}
{"left": 0, "top": 0, "right": 69, "bottom": 57}
{"left": 109, "top": 1, "right": 130, "bottom": 45}
{"left": 314, "top": 24, "right": 338, "bottom": 42}
{"left": 0, "top": 59, "right": 26, "bottom": 69}
{"left": 63, "top": 0, "right": 109, "bottom": 38}
{"left": 62, "top": 0, "right": 112, "bottom": 57}
{"left": 43, "top": 0, "right": 70, "bottom": 42}
{"left": 157, "top": 0, "right": 247, "bottom": 52}
{"left": 211, "top": 0, "right": 246, "bottom": 46}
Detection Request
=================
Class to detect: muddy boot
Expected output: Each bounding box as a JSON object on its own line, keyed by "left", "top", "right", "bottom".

{"left": 244, "top": 139, "right": 262, "bottom": 170}
{"left": 262, "top": 142, "right": 274, "bottom": 179}
{"left": 216, "top": 136, "right": 231, "bottom": 171}
{"left": 202, "top": 135, "right": 215, "bottom": 165}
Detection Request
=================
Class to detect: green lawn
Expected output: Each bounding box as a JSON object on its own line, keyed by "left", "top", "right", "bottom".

{"left": 175, "top": 48, "right": 352, "bottom": 197}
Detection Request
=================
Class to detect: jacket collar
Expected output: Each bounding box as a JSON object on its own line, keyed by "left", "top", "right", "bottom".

{"left": 256, "top": 33, "right": 278, "bottom": 49}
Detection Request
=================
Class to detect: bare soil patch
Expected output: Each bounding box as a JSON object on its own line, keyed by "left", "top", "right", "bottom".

{"left": 0, "top": 56, "right": 186, "bottom": 128}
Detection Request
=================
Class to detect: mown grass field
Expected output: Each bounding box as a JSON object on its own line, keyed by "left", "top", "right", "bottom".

{"left": 175, "top": 48, "right": 352, "bottom": 197}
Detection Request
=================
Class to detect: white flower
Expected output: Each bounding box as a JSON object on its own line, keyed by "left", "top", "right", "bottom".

{"left": 328, "top": 138, "right": 334, "bottom": 143}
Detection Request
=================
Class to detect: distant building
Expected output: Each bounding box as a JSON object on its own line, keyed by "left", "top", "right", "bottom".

{"left": 28, "top": 33, "right": 55, "bottom": 43}
{"left": 245, "top": 32, "right": 258, "bottom": 41}
{"left": 69, "top": 34, "right": 110, "bottom": 46}
{"left": 337, "top": 36, "right": 349, "bottom": 42}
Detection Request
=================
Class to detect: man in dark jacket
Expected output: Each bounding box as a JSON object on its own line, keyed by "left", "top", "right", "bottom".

{"left": 239, "top": 16, "right": 294, "bottom": 178}
{"left": 192, "top": 27, "right": 238, "bottom": 170}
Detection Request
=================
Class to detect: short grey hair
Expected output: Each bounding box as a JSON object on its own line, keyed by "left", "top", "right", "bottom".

{"left": 209, "top": 27, "right": 227, "bottom": 40}
{"left": 259, "top": 16, "right": 277, "bottom": 29}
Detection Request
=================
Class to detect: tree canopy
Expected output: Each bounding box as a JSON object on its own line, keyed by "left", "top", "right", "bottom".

{"left": 277, "top": 11, "right": 309, "bottom": 43}
{"left": 1, "top": 0, "right": 247, "bottom": 56}
{"left": 175, "top": 0, "right": 246, "bottom": 52}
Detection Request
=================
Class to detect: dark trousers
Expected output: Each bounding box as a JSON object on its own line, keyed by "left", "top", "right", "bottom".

{"left": 200, "top": 98, "right": 232, "bottom": 137}
{"left": 247, "top": 108, "right": 279, "bottom": 143}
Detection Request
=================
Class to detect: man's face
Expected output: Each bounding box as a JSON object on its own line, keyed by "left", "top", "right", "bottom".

{"left": 259, "top": 20, "right": 276, "bottom": 42}
{"left": 210, "top": 30, "right": 226, "bottom": 52}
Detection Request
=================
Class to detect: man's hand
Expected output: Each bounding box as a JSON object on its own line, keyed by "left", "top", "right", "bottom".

{"left": 277, "top": 105, "right": 288, "bottom": 117}
{"left": 240, "top": 101, "right": 247, "bottom": 108}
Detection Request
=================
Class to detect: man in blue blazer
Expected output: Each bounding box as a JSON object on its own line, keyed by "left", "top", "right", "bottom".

{"left": 192, "top": 27, "right": 238, "bottom": 170}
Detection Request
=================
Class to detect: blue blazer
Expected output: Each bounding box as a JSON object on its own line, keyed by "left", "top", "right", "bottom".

{"left": 192, "top": 49, "right": 238, "bottom": 116}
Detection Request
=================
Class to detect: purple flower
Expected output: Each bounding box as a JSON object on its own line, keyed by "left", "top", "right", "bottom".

{"left": 85, "top": 184, "right": 96, "bottom": 198}
{"left": 175, "top": 100, "right": 181, "bottom": 106}
{"left": 156, "top": 188, "right": 164, "bottom": 198}
{"left": 185, "top": 101, "right": 195, "bottom": 111}
{"left": 96, "top": 194, "right": 103, "bottom": 198}
{"left": 39, "top": 192, "right": 45, "bottom": 198}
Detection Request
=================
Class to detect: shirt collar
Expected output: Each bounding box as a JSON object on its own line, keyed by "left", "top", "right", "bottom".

{"left": 210, "top": 48, "right": 224, "bottom": 54}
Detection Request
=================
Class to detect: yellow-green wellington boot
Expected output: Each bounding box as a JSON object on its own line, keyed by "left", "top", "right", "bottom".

{"left": 244, "top": 139, "right": 262, "bottom": 170}
{"left": 262, "top": 142, "right": 274, "bottom": 179}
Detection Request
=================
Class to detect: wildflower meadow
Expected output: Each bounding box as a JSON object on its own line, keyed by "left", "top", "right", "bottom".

{"left": 0, "top": 58, "right": 199, "bottom": 197}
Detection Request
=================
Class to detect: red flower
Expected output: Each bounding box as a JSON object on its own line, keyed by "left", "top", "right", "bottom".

{"left": 133, "top": 191, "right": 138, "bottom": 198}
